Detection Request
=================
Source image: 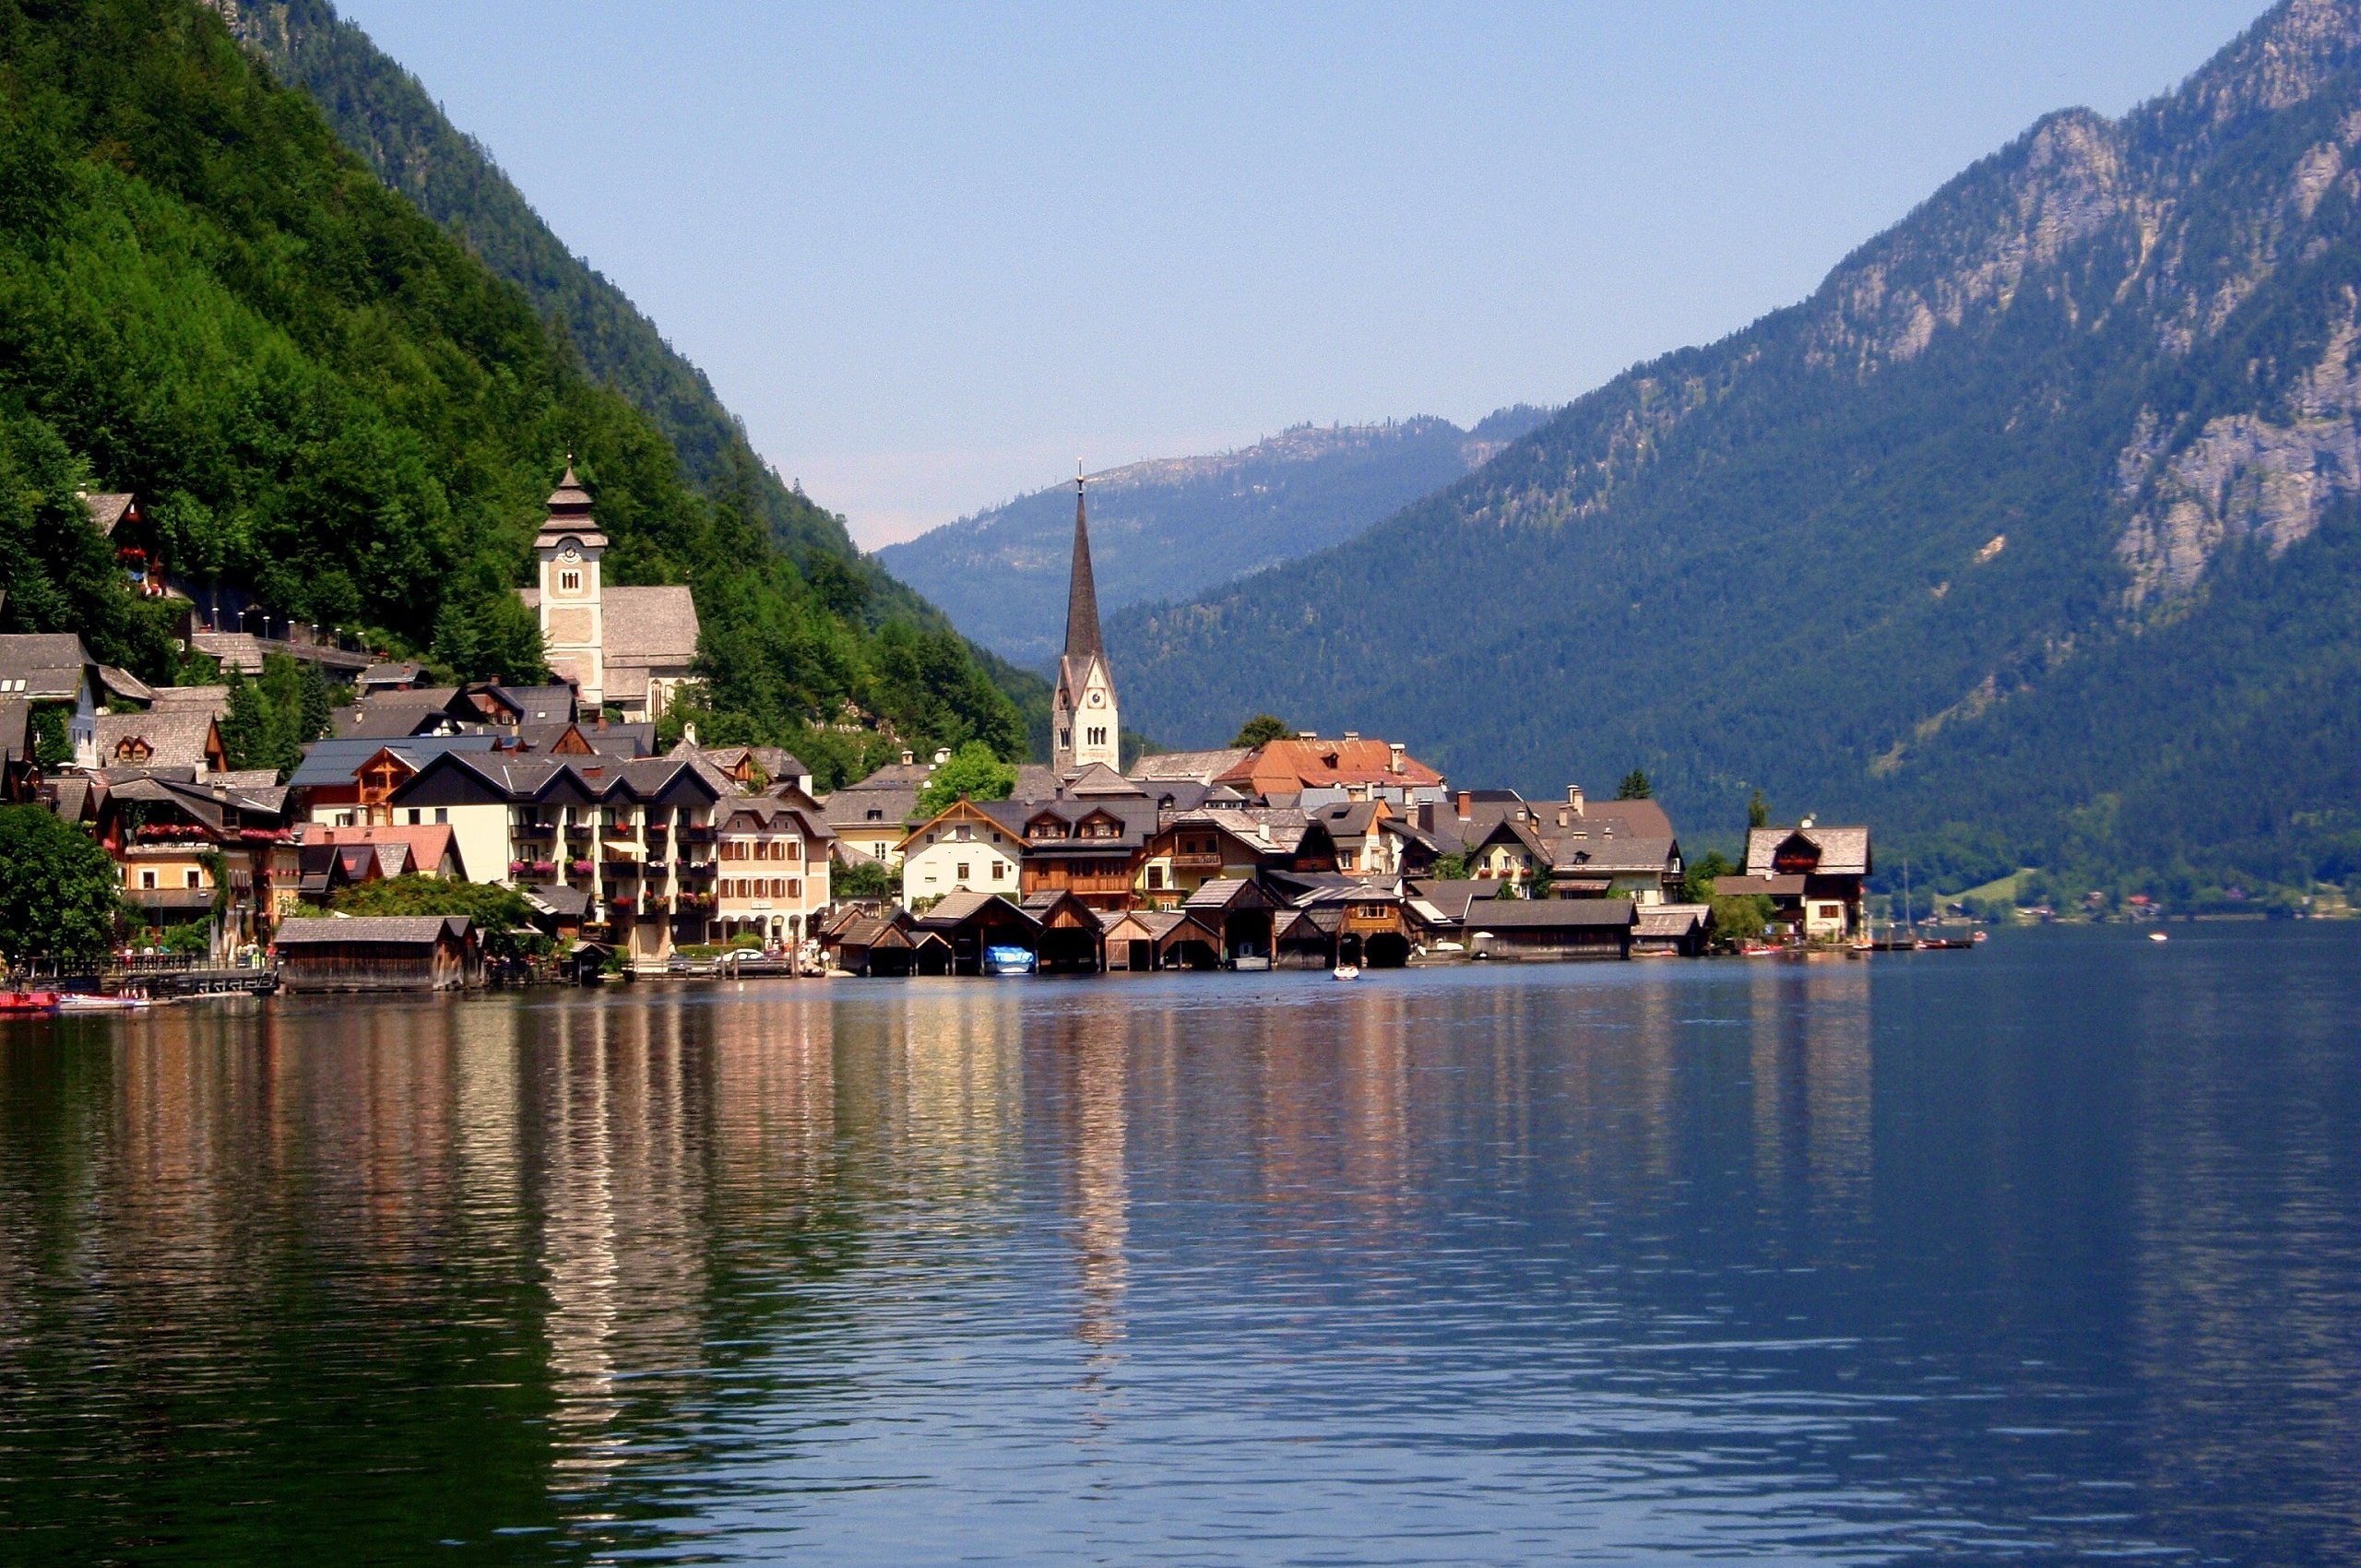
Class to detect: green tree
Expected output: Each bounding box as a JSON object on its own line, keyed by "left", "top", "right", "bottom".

{"left": 1231, "top": 714, "right": 1291, "bottom": 748}
{"left": 1616, "top": 768, "right": 1653, "bottom": 800}
{"left": 307, "top": 874, "right": 547, "bottom": 960}
{"left": 1748, "top": 790, "right": 1769, "bottom": 830}
{"left": 1708, "top": 893, "right": 1776, "bottom": 952}
{"left": 296, "top": 661, "right": 338, "bottom": 745}
{"left": 914, "top": 741, "right": 1018, "bottom": 819}
{"left": 1429, "top": 851, "right": 1470, "bottom": 881}
{"left": 833, "top": 860, "right": 896, "bottom": 900}
{"left": 1683, "top": 849, "right": 1737, "bottom": 905}
{"left": 0, "top": 805, "right": 122, "bottom": 963}
{"left": 219, "top": 667, "right": 301, "bottom": 778}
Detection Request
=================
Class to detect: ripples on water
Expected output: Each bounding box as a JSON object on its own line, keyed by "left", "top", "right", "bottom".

{"left": 0, "top": 926, "right": 2356, "bottom": 1564}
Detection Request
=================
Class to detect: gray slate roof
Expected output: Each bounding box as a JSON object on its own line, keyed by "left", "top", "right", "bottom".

{"left": 94, "top": 711, "right": 219, "bottom": 771}
{"left": 1128, "top": 747, "right": 1249, "bottom": 784}
{"left": 1467, "top": 899, "right": 1638, "bottom": 930}
{"left": 0, "top": 633, "right": 95, "bottom": 701}
{"left": 1744, "top": 826, "right": 1871, "bottom": 878}
{"left": 288, "top": 733, "right": 504, "bottom": 789}
{"left": 275, "top": 915, "right": 471, "bottom": 947}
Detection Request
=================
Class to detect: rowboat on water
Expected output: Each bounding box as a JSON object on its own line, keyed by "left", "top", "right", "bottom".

{"left": 1331, "top": 965, "right": 1360, "bottom": 981}
{"left": 1, "top": 991, "right": 62, "bottom": 1016}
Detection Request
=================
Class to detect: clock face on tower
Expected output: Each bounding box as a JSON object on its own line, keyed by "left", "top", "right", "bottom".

{"left": 1087, "top": 691, "right": 1104, "bottom": 707}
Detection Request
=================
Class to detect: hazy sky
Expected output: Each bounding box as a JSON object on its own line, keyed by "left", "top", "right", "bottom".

{"left": 338, "top": 1, "right": 2265, "bottom": 547}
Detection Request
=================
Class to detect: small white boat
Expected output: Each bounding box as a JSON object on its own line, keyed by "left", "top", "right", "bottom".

{"left": 1331, "top": 965, "right": 1360, "bottom": 981}
{"left": 2148, "top": 932, "right": 2169, "bottom": 943}
{"left": 56, "top": 993, "right": 158, "bottom": 1012}
{"left": 1231, "top": 955, "right": 1271, "bottom": 972}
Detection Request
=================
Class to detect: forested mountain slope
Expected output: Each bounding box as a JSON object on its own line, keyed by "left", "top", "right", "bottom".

{"left": 0, "top": 0, "right": 1020, "bottom": 784}
{"left": 881, "top": 409, "right": 1550, "bottom": 666}
{"left": 202, "top": 0, "right": 1052, "bottom": 735}
{"left": 1111, "top": 0, "right": 2361, "bottom": 898}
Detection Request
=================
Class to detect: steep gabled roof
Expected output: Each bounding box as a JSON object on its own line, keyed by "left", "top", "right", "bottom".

{"left": 1744, "top": 826, "right": 1871, "bottom": 878}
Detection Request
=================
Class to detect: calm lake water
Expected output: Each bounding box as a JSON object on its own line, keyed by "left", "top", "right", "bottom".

{"left": 1, "top": 925, "right": 2357, "bottom": 1565}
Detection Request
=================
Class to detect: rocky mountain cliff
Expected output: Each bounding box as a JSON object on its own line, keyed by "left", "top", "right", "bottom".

{"left": 881, "top": 408, "right": 1549, "bottom": 666}
{"left": 1110, "top": 0, "right": 2361, "bottom": 896}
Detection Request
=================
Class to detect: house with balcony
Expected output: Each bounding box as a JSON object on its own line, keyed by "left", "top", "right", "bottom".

{"left": 1723, "top": 820, "right": 1873, "bottom": 941}
{"left": 710, "top": 794, "right": 835, "bottom": 947}
{"left": 98, "top": 772, "right": 294, "bottom": 945}
{"left": 386, "top": 751, "right": 727, "bottom": 964}
{"left": 1015, "top": 796, "right": 1159, "bottom": 912}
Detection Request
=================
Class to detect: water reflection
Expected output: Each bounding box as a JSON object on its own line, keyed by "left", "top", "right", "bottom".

{"left": 0, "top": 931, "right": 2354, "bottom": 1563}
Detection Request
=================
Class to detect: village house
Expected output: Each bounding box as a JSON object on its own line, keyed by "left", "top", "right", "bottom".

{"left": 1720, "top": 821, "right": 1873, "bottom": 941}
{"left": 1017, "top": 795, "right": 1160, "bottom": 911}
{"left": 710, "top": 793, "right": 834, "bottom": 947}
{"left": 98, "top": 771, "right": 294, "bottom": 945}
{"left": 291, "top": 823, "right": 469, "bottom": 909}
{"left": 1135, "top": 809, "right": 1338, "bottom": 908}
{"left": 824, "top": 750, "right": 942, "bottom": 865}
{"left": 897, "top": 798, "right": 1026, "bottom": 905}
{"left": 516, "top": 465, "right": 700, "bottom": 721}
{"left": 1212, "top": 732, "right": 1446, "bottom": 803}
{"left": 93, "top": 709, "right": 228, "bottom": 776}
{"left": 0, "top": 633, "right": 107, "bottom": 768}
{"left": 385, "top": 751, "right": 726, "bottom": 964}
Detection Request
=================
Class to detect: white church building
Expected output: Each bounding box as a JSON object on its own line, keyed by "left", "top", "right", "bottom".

{"left": 516, "top": 465, "right": 700, "bottom": 722}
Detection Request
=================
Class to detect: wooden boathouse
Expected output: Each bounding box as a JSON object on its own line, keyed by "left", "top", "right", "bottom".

{"left": 273, "top": 915, "right": 483, "bottom": 992}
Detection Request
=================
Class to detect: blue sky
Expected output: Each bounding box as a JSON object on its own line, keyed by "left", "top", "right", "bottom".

{"left": 338, "top": 1, "right": 2266, "bottom": 546}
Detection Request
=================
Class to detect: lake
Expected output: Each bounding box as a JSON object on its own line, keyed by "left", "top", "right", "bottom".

{"left": 1, "top": 924, "right": 2356, "bottom": 1564}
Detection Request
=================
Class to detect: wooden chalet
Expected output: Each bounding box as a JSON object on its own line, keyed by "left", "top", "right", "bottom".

{"left": 1017, "top": 796, "right": 1157, "bottom": 911}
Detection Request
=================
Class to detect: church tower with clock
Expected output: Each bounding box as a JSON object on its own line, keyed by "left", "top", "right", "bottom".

{"left": 1051, "top": 467, "right": 1121, "bottom": 778}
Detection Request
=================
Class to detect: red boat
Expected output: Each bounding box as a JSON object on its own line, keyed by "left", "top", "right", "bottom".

{"left": 0, "top": 990, "right": 62, "bottom": 1016}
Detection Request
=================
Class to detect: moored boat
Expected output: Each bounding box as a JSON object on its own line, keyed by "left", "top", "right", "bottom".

{"left": 1331, "top": 965, "right": 1360, "bottom": 981}
{"left": 1, "top": 990, "right": 62, "bottom": 1016}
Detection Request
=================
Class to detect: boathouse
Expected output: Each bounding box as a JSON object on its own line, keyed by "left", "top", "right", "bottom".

{"left": 274, "top": 915, "right": 482, "bottom": 992}
{"left": 1465, "top": 898, "right": 1635, "bottom": 961}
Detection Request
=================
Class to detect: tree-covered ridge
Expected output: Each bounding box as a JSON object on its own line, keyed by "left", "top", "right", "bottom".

{"left": 0, "top": 0, "right": 1020, "bottom": 786}
{"left": 881, "top": 409, "right": 1551, "bottom": 666}
{"left": 202, "top": 0, "right": 1050, "bottom": 724}
{"left": 1108, "top": 0, "right": 2361, "bottom": 901}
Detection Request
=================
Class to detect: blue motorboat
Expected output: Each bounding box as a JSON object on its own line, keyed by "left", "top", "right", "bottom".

{"left": 983, "top": 945, "right": 1037, "bottom": 976}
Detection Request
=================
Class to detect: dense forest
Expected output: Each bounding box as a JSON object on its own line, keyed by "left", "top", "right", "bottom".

{"left": 882, "top": 410, "right": 1550, "bottom": 666}
{"left": 1110, "top": 0, "right": 2361, "bottom": 906}
{"left": 0, "top": 0, "right": 1025, "bottom": 786}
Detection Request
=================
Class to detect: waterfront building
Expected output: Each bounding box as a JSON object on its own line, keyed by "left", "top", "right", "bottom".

{"left": 1725, "top": 821, "right": 1873, "bottom": 940}
{"left": 97, "top": 771, "right": 293, "bottom": 944}
{"left": 1017, "top": 795, "right": 1159, "bottom": 911}
{"left": 710, "top": 793, "right": 834, "bottom": 947}
{"left": 274, "top": 915, "right": 481, "bottom": 992}
{"left": 386, "top": 751, "right": 726, "bottom": 963}
{"left": 1050, "top": 471, "right": 1121, "bottom": 778}
{"left": 516, "top": 465, "right": 700, "bottom": 721}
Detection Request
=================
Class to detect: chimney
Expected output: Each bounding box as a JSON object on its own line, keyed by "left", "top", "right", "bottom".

{"left": 1567, "top": 785, "right": 1584, "bottom": 818}
{"left": 1455, "top": 790, "right": 1471, "bottom": 820}
{"left": 901, "top": 749, "right": 915, "bottom": 766}
{"left": 1418, "top": 802, "right": 1435, "bottom": 832}
{"left": 1298, "top": 731, "right": 1317, "bottom": 741}
{"left": 1388, "top": 741, "right": 1405, "bottom": 775}
{"left": 1557, "top": 806, "right": 1569, "bottom": 827}
{"left": 1343, "top": 731, "right": 1360, "bottom": 742}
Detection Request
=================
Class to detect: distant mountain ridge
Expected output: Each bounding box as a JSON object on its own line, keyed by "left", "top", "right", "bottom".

{"left": 880, "top": 406, "right": 1550, "bottom": 666}
{"left": 1109, "top": 0, "right": 2361, "bottom": 897}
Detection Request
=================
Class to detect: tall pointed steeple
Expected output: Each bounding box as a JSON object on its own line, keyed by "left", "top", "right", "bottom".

{"left": 1063, "top": 465, "right": 1104, "bottom": 660}
{"left": 1052, "top": 463, "right": 1120, "bottom": 778}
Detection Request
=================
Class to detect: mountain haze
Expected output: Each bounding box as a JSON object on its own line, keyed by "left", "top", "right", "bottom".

{"left": 1110, "top": 0, "right": 2361, "bottom": 897}
{"left": 882, "top": 410, "right": 1550, "bottom": 667}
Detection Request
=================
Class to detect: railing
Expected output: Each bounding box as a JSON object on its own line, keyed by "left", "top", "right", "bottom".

{"left": 513, "top": 822, "right": 556, "bottom": 839}
{"left": 601, "top": 861, "right": 643, "bottom": 881}
{"left": 680, "top": 825, "right": 717, "bottom": 843}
